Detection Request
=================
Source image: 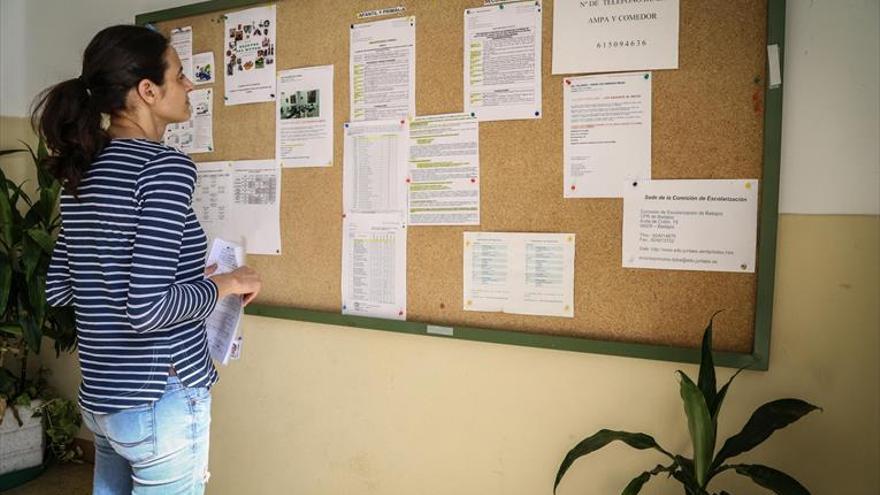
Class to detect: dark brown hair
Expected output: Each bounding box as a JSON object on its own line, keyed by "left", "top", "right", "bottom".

{"left": 31, "top": 25, "right": 169, "bottom": 195}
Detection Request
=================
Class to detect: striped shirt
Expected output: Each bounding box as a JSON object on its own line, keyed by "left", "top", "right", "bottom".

{"left": 46, "top": 138, "right": 219, "bottom": 414}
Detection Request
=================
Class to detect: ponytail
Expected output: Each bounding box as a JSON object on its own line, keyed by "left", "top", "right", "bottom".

{"left": 30, "top": 25, "right": 169, "bottom": 196}
{"left": 32, "top": 77, "right": 107, "bottom": 196}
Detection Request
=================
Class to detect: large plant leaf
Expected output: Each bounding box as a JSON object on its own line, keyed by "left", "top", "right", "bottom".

{"left": 554, "top": 429, "right": 673, "bottom": 493}
{"left": 712, "top": 399, "right": 820, "bottom": 470}
{"left": 21, "top": 235, "right": 41, "bottom": 282}
{"left": 0, "top": 323, "right": 22, "bottom": 337}
{"left": 19, "top": 314, "right": 41, "bottom": 354}
{"left": 731, "top": 464, "right": 810, "bottom": 495}
{"left": 0, "top": 254, "right": 11, "bottom": 316}
{"left": 27, "top": 274, "right": 46, "bottom": 324}
{"left": 677, "top": 371, "right": 715, "bottom": 488}
{"left": 27, "top": 227, "right": 54, "bottom": 253}
{"left": 697, "top": 313, "right": 719, "bottom": 415}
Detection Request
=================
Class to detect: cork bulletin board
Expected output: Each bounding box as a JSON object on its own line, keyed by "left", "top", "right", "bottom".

{"left": 139, "top": 0, "right": 785, "bottom": 369}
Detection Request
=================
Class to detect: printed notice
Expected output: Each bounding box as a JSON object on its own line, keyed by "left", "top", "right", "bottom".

{"left": 171, "top": 26, "right": 193, "bottom": 82}
{"left": 205, "top": 238, "right": 244, "bottom": 365}
{"left": 343, "top": 120, "right": 409, "bottom": 215}
{"left": 463, "top": 232, "right": 575, "bottom": 317}
{"left": 193, "top": 160, "right": 282, "bottom": 255}
{"left": 350, "top": 17, "right": 415, "bottom": 121}
{"left": 341, "top": 213, "right": 407, "bottom": 320}
{"left": 193, "top": 52, "right": 215, "bottom": 85}
{"left": 622, "top": 180, "right": 759, "bottom": 273}
{"left": 276, "top": 65, "right": 334, "bottom": 167}
{"left": 552, "top": 0, "right": 679, "bottom": 74}
{"left": 464, "top": 1, "right": 542, "bottom": 122}
{"left": 564, "top": 72, "right": 651, "bottom": 198}
{"left": 163, "top": 88, "right": 214, "bottom": 154}
{"left": 409, "top": 113, "right": 480, "bottom": 225}
{"left": 224, "top": 5, "right": 276, "bottom": 105}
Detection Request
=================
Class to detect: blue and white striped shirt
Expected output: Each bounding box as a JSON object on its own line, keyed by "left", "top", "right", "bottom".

{"left": 46, "top": 138, "right": 219, "bottom": 414}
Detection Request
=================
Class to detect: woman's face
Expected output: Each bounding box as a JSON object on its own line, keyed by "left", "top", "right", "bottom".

{"left": 154, "top": 47, "right": 193, "bottom": 124}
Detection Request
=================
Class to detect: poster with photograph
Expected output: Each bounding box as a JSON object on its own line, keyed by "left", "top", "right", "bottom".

{"left": 193, "top": 52, "right": 215, "bottom": 85}
{"left": 224, "top": 5, "right": 277, "bottom": 105}
{"left": 276, "top": 65, "right": 334, "bottom": 168}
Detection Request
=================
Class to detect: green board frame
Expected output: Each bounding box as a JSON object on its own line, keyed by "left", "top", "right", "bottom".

{"left": 137, "top": 0, "right": 785, "bottom": 371}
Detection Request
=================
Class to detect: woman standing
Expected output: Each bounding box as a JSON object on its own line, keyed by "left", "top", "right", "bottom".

{"left": 34, "top": 25, "right": 261, "bottom": 494}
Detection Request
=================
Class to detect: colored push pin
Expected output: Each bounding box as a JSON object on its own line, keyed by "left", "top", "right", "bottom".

{"left": 571, "top": 185, "right": 576, "bottom": 191}
{"left": 398, "top": 310, "right": 404, "bottom": 316}
{"left": 405, "top": 178, "right": 411, "bottom": 183}
{"left": 470, "top": 178, "right": 476, "bottom": 183}
{"left": 565, "top": 79, "right": 571, "bottom": 85}
{"left": 745, "top": 182, "right": 752, "bottom": 189}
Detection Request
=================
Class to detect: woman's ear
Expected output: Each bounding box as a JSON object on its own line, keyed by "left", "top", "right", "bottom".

{"left": 136, "top": 78, "right": 160, "bottom": 105}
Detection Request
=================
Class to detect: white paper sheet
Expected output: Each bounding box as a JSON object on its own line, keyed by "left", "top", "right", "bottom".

{"left": 408, "top": 113, "right": 480, "bottom": 225}
{"left": 170, "top": 26, "right": 193, "bottom": 82}
{"left": 343, "top": 120, "right": 409, "bottom": 215}
{"left": 622, "top": 179, "right": 759, "bottom": 273}
{"left": 341, "top": 213, "right": 407, "bottom": 320}
{"left": 276, "top": 65, "right": 334, "bottom": 168}
{"left": 163, "top": 88, "right": 214, "bottom": 154}
{"left": 464, "top": 2, "right": 542, "bottom": 122}
{"left": 205, "top": 238, "right": 244, "bottom": 365}
{"left": 224, "top": 5, "right": 277, "bottom": 105}
{"left": 193, "top": 52, "right": 215, "bottom": 85}
{"left": 193, "top": 160, "right": 282, "bottom": 255}
{"left": 350, "top": 16, "right": 415, "bottom": 121}
{"left": 552, "top": 0, "right": 679, "bottom": 75}
{"left": 463, "top": 232, "right": 575, "bottom": 317}
{"left": 564, "top": 72, "right": 651, "bottom": 198}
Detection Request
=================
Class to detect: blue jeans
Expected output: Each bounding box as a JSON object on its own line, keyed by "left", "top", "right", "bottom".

{"left": 81, "top": 376, "right": 212, "bottom": 494}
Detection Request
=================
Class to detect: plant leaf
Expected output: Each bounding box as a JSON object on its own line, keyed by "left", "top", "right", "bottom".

{"left": 19, "top": 314, "right": 41, "bottom": 354}
{"left": 27, "top": 227, "right": 54, "bottom": 253}
{"left": 554, "top": 429, "right": 673, "bottom": 493}
{"left": 0, "top": 254, "right": 11, "bottom": 316}
{"left": 712, "top": 366, "right": 747, "bottom": 425}
{"left": 0, "top": 169, "right": 13, "bottom": 250}
{"left": 677, "top": 371, "right": 715, "bottom": 488}
{"left": 731, "top": 464, "right": 810, "bottom": 495}
{"left": 712, "top": 399, "right": 820, "bottom": 470}
{"left": 0, "top": 149, "right": 27, "bottom": 158}
{"left": 697, "top": 312, "right": 721, "bottom": 415}
{"left": 622, "top": 464, "right": 673, "bottom": 495}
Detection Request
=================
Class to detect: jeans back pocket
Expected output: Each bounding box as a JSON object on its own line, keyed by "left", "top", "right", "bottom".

{"left": 97, "top": 403, "right": 157, "bottom": 464}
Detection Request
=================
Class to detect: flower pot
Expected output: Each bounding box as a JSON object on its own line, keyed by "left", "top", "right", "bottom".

{"left": 0, "top": 400, "right": 44, "bottom": 476}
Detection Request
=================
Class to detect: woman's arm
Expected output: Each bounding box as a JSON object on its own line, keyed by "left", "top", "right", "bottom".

{"left": 125, "top": 150, "right": 218, "bottom": 333}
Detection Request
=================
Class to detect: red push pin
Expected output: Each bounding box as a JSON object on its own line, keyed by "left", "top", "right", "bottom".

{"left": 570, "top": 185, "right": 576, "bottom": 190}
{"left": 470, "top": 178, "right": 476, "bottom": 183}
{"left": 405, "top": 178, "right": 411, "bottom": 183}
{"left": 565, "top": 79, "right": 571, "bottom": 85}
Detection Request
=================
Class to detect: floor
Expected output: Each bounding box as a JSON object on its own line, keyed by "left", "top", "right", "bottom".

{"left": 3, "top": 462, "right": 93, "bottom": 495}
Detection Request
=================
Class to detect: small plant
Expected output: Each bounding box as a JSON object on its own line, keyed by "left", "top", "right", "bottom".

{"left": 554, "top": 314, "right": 821, "bottom": 495}
{"left": 36, "top": 396, "right": 84, "bottom": 463}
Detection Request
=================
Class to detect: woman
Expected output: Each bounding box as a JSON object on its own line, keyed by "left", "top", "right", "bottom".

{"left": 34, "top": 25, "right": 261, "bottom": 494}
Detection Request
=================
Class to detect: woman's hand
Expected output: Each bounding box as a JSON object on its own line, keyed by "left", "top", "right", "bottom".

{"left": 209, "top": 266, "right": 262, "bottom": 306}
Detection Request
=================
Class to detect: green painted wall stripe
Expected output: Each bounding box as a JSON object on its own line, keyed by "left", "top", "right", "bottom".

{"left": 140, "top": 0, "right": 785, "bottom": 371}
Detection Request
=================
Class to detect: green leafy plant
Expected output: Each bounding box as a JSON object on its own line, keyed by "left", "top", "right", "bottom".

{"left": 36, "top": 396, "right": 84, "bottom": 463}
{"left": 0, "top": 139, "right": 79, "bottom": 461}
{"left": 554, "top": 315, "right": 821, "bottom": 495}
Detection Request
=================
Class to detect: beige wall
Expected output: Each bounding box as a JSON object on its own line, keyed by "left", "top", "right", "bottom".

{"left": 31, "top": 199, "right": 878, "bottom": 493}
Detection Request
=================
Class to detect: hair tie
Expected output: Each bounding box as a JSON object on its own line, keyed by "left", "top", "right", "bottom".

{"left": 78, "top": 75, "right": 92, "bottom": 97}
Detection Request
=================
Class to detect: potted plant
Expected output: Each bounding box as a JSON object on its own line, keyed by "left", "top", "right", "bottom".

{"left": 554, "top": 315, "right": 821, "bottom": 495}
{"left": 0, "top": 140, "right": 79, "bottom": 487}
